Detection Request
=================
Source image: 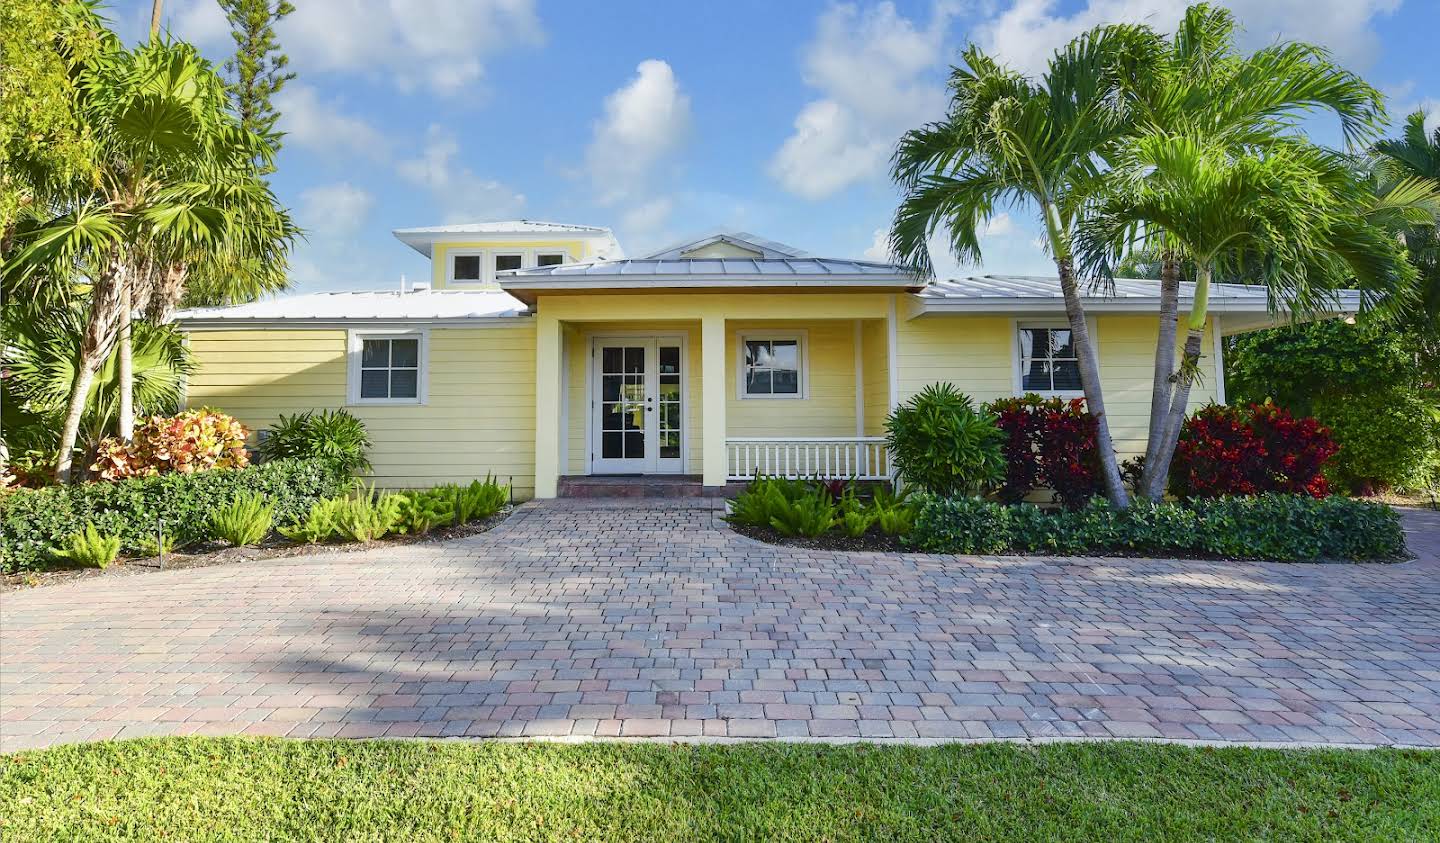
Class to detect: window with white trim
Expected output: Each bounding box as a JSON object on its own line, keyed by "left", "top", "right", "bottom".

{"left": 739, "top": 334, "right": 805, "bottom": 399}
{"left": 1017, "top": 324, "right": 1082, "bottom": 394}
{"left": 450, "top": 252, "right": 482, "bottom": 283}
{"left": 536, "top": 252, "right": 566, "bottom": 267}
{"left": 350, "top": 332, "right": 426, "bottom": 404}
{"left": 493, "top": 253, "right": 523, "bottom": 274}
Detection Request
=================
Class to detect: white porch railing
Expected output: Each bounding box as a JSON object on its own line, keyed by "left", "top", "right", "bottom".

{"left": 725, "top": 437, "right": 892, "bottom": 481}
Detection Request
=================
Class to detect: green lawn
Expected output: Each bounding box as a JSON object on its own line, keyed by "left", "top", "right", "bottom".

{"left": 1, "top": 738, "right": 1435, "bottom": 841}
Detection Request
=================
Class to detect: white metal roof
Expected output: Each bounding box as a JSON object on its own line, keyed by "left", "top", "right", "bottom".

{"left": 915, "top": 275, "right": 1364, "bottom": 314}
{"left": 642, "top": 230, "right": 811, "bottom": 260}
{"left": 175, "top": 289, "right": 527, "bottom": 327}
{"left": 392, "top": 220, "right": 621, "bottom": 258}
{"left": 502, "top": 256, "right": 914, "bottom": 279}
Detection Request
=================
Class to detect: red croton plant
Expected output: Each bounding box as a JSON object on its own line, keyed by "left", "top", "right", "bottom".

{"left": 1170, "top": 402, "right": 1339, "bottom": 498}
{"left": 988, "top": 395, "right": 1103, "bottom": 508}
{"left": 90, "top": 409, "right": 250, "bottom": 480}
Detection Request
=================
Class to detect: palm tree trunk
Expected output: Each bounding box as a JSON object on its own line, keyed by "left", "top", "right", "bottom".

{"left": 1138, "top": 255, "right": 1181, "bottom": 500}
{"left": 54, "top": 261, "right": 128, "bottom": 482}
{"left": 1147, "top": 266, "right": 1213, "bottom": 495}
{"left": 117, "top": 284, "right": 134, "bottom": 440}
{"left": 1056, "top": 256, "right": 1129, "bottom": 508}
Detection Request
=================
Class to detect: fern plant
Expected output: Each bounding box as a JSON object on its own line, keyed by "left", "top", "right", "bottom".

{"left": 437, "top": 476, "right": 509, "bottom": 525}
{"left": 398, "top": 489, "right": 455, "bottom": 535}
{"left": 210, "top": 492, "right": 274, "bottom": 546}
{"left": 725, "top": 478, "right": 788, "bottom": 528}
{"left": 134, "top": 533, "right": 176, "bottom": 556}
{"left": 769, "top": 490, "right": 837, "bottom": 538}
{"left": 838, "top": 508, "right": 876, "bottom": 538}
{"left": 333, "top": 487, "right": 405, "bottom": 542}
{"left": 870, "top": 485, "right": 916, "bottom": 536}
{"left": 278, "top": 497, "right": 347, "bottom": 543}
{"left": 49, "top": 525, "right": 122, "bottom": 569}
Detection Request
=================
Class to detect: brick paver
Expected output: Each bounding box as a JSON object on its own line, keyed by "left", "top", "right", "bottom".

{"left": 3, "top": 501, "right": 1438, "bottom": 752}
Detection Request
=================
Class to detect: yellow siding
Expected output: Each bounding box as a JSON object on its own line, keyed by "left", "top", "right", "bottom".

{"left": 892, "top": 313, "right": 1220, "bottom": 458}
{"left": 724, "top": 321, "right": 859, "bottom": 438}
{"left": 862, "top": 319, "right": 890, "bottom": 436}
{"left": 682, "top": 242, "right": 763, "bottom": 258}
{"left": 430, "top": 239, "right": 587, "bottom": 290}
{"left": 186, "top": 325, "right": 539, "bottom": 497}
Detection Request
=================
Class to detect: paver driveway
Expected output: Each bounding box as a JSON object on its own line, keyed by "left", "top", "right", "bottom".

{"left": 3, "top": 501, "right": 1438, "bottom": 752}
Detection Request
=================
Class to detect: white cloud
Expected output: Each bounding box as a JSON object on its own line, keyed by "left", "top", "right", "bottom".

{"left": 976, "top": 0, "right": 1402, "bottom": 78}
{"left": 863, "top": 209, "right": 1047, "bottom": 278}
{"left": 273, "top": 85, "right": 389, "bottom": 160}
{"left": 399, "top": 125, "right": 525, "bottom": 224}
{"left": 585, "top": 60, "right": 692, "bottom": 206}
{"left": 982, "top": 212, "right": 1016, "bottom": 238}
{"left": 278, "top": 0, "right": 543, "bottom": 95}
{"left": 1411, "top": 98, "right": 1440, "bottom": 136}
{"left": 621, "top": 197, "right": 675, "bottom": 234}
{"left": 298, "top": 182, "right": 375, "bottom": 238}
{"left": 770, "top": 2, "right": 956, "bottom": 200}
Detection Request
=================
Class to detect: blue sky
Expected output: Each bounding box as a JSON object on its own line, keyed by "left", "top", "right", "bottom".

{"left": 116, "top": 0, "right": 1439, "bottom": 293}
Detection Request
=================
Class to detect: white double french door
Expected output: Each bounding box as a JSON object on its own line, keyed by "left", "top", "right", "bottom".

{"left": 590, "top": 337, "right": 685, "bottom": 474}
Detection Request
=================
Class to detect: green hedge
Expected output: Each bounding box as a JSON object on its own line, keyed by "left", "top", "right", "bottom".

{"left": 907, "top": 494, "right": 1407, "bottom": 562}
{"left": 1, "top": 458, "right": 351, "bottom": 572}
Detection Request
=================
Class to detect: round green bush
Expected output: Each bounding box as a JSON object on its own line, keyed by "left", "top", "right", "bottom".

{"left": 886, "top": 384, "right": 1007, "bottom": 496}
{"left": 1314, "top": 389, "right": 1440, "bottom": 493}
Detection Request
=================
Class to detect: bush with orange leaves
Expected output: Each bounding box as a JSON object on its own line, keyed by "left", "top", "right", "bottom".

{"left": 91, "top": 409, "right": 250, "bottom": 480}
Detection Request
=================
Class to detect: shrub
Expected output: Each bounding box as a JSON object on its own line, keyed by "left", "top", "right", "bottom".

{"left": 90, "top": 408, "right": 250, "bottom": 480}
{"left": 332, "top": 487, "right": 405, "bottom": 543}
{"left": 908, "top": 493, "right": 1403, "bottom": 562}
{"left": 210, "top": 492, "right": 274, "bottom": 546}
{"left": 886, "top": 384, "right": 1006, "bottom": 496}
{"left": 725, "top": 476, "right": 811, "bottom": 529}
{"left": 396, "top": 489, "right": 454, "bottom": 536}
{"left": 134, "top": 533, "right": 177, "bottom": 557}
{"left": 870, "top": 486, "right": 916, "bottom": 536}
{"left": 1314, "top": 389, "right": 1440, "bottom": 493}
{"left": 986, "top": 395, "right": 1103, "bottom": 508}
{"left": 1, "top": 457, "right": 350, "bottom": 572}
{"left": 258, "top": 409, "right": 372, "bottom": 476}
{"left": 48, "top": 524, "right": 121, "bottom": 569}
{"left": 838, "top": 507, "right": 876, "bottom": 538}
{"left": 1170, "top": 403, "right": 1337, "bottom": 499}
{"left": 278, "top": 497, "right": 347, "bottom": 544}
{"left": 769, "top": 490, "right": 837, "bottom": 538}
{"left": 443, "top": 476, "right": 510, "bottom": 525}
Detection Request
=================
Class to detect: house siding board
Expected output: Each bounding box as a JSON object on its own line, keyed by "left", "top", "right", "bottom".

{"left": 185, "top": 326, "right": 539, "bottom": 497}
{"left": 862, "top": 319, "right": 890, "bottom": 436}
{"left": 724, "top": 320, "right": 858, "bottom": 439}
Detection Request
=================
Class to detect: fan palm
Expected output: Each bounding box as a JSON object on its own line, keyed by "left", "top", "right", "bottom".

{"left": 1084, "top": 3, "right": 1392, "bottom": 500}
{"left": 888, "top": 25, "right": 1158, "bottom": 507}
{"left": 3, "top": 36, "right": 297, "bottom": 481}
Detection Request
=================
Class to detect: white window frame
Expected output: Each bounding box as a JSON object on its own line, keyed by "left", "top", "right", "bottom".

{"left": 536, "top": 251, "right": 568, "bottom": 267}
{"left": 1012, "top": 319, "right": 1088, "bottom": 398}
{"left": 492, "top": 252, "right": 525, "bottom": 277}
{"left": 447, "top": 249, "right": 486, "bottom": 286}
{"left": 736, "top": 331, "right": 808, "bottom": 400}
{"left": 347, "top": 329, "right": 429, "bottom": 406}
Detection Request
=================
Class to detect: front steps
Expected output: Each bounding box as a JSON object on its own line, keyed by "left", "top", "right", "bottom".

{"left": 557, "top": 475, "right": 738, "bottom": 499}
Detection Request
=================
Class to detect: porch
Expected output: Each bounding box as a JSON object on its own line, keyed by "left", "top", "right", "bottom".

{"left": 532, "top": 293, "right": 899, "bottom": 498}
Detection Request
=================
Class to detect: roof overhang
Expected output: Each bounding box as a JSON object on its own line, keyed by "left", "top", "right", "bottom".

{"left": 498, "top": 275, "right": 923, "bottom": 306}
{"left": 392, "top": 227, "right": 615, "bottom": 257}
{"left": 910, "top": 290, "right": 1363, "bottom": 324}
{"left": 175, "top": 314, "right": 532, "bottom": 330}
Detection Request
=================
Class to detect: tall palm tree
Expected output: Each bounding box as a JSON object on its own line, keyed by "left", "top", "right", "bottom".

{"left": 888, "top": 26, "right": 1159, "bottom": 507}
{"left": 1091, "top": 3, "right": 1393, "bottom": 500}
{"left": 1373, "top": 110, "right": 1440, "bottom": 327}
{"left": 4, "top": 37, "right": 296, "bottom": 481}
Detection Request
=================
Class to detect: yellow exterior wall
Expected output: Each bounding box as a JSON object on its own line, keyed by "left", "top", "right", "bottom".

{"left": 862, "top": 318, "right": 891, "bottom": 436}
{"left": 724, "top": 320, "right": 859, "bottom": 438}
{"left": 185, "top": 324, "right": 539, "bottom": 497}
{"left": 430, "top": 239, "right": 587, "bottom": 290}
{"left": 893, "top": 313, "right": 1220, "bottom": 458}
{"left": 682, "top": 242, "right": 763, "bottom": 258}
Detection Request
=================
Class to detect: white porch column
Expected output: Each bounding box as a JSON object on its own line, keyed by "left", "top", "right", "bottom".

{"left": 534, "top": 311, "right": 563, "bottom": 498}
{"left": 701, "top": 309, "right": 728, "bottom": 487}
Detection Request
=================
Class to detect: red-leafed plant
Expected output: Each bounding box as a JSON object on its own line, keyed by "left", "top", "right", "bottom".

{"left": 90, "top": 409, "right": 250, "bottom": 480}
{"left": 986, "top": 394, "right": 1103, "bottom": 509}
{"left": 1170, "top": 402, "right": 1337, "bottom": 498}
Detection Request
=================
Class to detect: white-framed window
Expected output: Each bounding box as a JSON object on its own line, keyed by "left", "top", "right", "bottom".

{"left": 536, "top": 252, "right": 567, "bottom": 267}
{"left": 348, "top": 330, "right": 428, "bottom": 405}
{"left": 1015, "top": 322, "right": 1082, "bottom": 395}
{"left": 738, "top": 332, "right": 806, "bottom": 399}
{"left": 448, "top": 250, "right": 484, "bottom": 285}
{"left": 493, "top": 253, "right": 524, "bottom": 275}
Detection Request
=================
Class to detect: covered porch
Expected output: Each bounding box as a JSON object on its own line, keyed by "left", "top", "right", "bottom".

{"left": 530, "top": 292, "right": 899, "bottom": 498}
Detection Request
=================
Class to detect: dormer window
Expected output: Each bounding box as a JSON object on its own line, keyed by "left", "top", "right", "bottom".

{"left": 494, "top": 254, "right": 523, "bottom": 274}
{"left": 451, "top": 254, "right": 482, "bottom": 283}
{"left": 537, "top": 252, "right": 566, "bottom": 267}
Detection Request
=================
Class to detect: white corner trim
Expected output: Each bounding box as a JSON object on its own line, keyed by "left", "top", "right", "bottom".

{"left": 346, "top": 327, "right": 429, "bottom": 406}
{"left": 1212, "top": 315, "right": 1226, "bottom": 404}
{"left": 735, "top": 330, "right": 809, "bottom": 400}
{"left": 853, "top": 320, "right": 865, "bottom": 437}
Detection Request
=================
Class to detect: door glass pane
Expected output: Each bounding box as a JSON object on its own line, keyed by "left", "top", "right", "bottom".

{"left": 658, "top": 378, "right": 681, "bottom": 400}
{"left": 602, "top": 431, "right": 622, "bottom": 458}
{"left": 603, "top": 347, "right": 622, "bottom": 373}
{"left": 390, "top": 369, "right": 418, "bottom": 399}
{"left": 624, "top": 346, "right": 645, "bottom": 373}
{"left": 361, "top": 339, "right": 389, "bottom": 368}
{"left": 659, "top": 431, "right": 679, "bottom": 459}
{"left": 603, "top": 375, "right": 621, "bottom": 401}
{"left": 624, "top": 431, "right": 644, "bottom": 458}
{"left": 390, "top": 339, "right": 419, "bottom": 368}
{"left": 602, "top": 402, "right": 623, "bottom": 430}
{"left": 659, "top": 346, "right": 680, "bottom": 374}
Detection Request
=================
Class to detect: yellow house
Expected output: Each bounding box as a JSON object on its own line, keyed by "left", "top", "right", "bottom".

{"left": 176, "top": 223, "right": 1360, "bottom": 499}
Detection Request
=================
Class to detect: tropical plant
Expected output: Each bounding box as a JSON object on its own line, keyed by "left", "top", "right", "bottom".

{"left": 134, "top": 533, "right": 176, "bottom": 557}
{"left": 3, "top": 34, "right": 298, "bottom": 481}
{"left": 442, "top": 476, "right": 509, "bottom": 524}
{"left": 1169, "top": 403, "right": 1338, "bottom": 499}
{"left": 209, "top": 490, "right": 273, "bottom": 546}
{"left": 987, "top": 394, "right": 1105, "bottom": 509}
{"left": 837, "top": 507, "right": 876, "bottom": 539}
{"left": 258, "top": 409, "right": 371, "bottom": 475}
{"left": 768, "top": 490, "right": 837, "bottom": 538}
{"left": 332, "top": 487, "right": 405, "bottom": 543}
{"left": 885, "top": 384, "right": 1006, "bottom": 497}
{"left": 869, "top": 485, "right": 916, "bottom": 536}
{"left": 887, "top": 26, "right": 1160, "bottom": 506}
{"left": 48, "top": 523, "right": 121, "bottom": 568}
{"left": 1373, "top": 110, "right": 1440, "bottom": 331}
{"left": 1313, "top": 389, "right": 1440, "bottom": 494}
{"left": 90, "top": 409, "right": 249, "bottom": 480}
{"left": 277, "top": 496, "right": 346, "bottom": 544}
{"left": 396, "top": 489, "right": 454, "bottom": 536}
{"left": 1076, "top": 4, "right": 1402, "bottom": 501}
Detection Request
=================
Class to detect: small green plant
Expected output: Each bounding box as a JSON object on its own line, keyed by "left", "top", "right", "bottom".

{"left": 442, "top": 476, "right": 509, "bottom": 525}
{"left": 886, "top": 383, "right": 1007, "bottom": 496}
{"left": 769, "top": 490, "right": 837, "bottom": 538}
{"left": 397, "top": 489, "right": 455, "bottom": 536}
{"left": 838, "top": 507, "right": 876, "bottom": 538}
{"left": 48, "top": 524, "right": 122, "bottom": 569}
{"left": 210, "top": 492, "right": 274, "bottom": 546}
{"left": 259, "top": 409, "right": 372, "bottom": 476}
{"left": 725, "top": 476, "right": 801, "bottom": 528}
{"left": 134, "top": 533, "right": 177, "bottom": 557}
{"left": 278, "top": 497, "right": 347, "bottom": 543}
{"left": 869, "top": 485, "right": 916, "bottom": 536}
{"left": 333, "top": 487, "right": 405, "bottom": 542}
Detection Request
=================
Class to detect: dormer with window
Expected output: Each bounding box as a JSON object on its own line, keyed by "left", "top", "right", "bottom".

{"left": 392, "top": 220, "right": 624, "bottom": 291}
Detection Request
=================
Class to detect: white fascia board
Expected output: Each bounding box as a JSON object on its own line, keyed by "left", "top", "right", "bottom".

{"left": 177, "top": 315, "right": 533, "bottom": 330}
{"left": 395, "top": 229, "right": 615, "bottom": 257}
{"left": 498, "top": 276, "right": 917, "bottom": 292}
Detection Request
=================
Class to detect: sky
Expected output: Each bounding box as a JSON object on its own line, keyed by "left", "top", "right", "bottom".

{"left": 113, "top": 0, "right": 1440, "bottom": 294}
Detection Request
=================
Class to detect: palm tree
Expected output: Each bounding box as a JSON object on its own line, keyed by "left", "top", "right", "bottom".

{"left": 1373, "top": 111, "right": 1440, "bottom": 327}
{"left": 3, "top": 37, "right": 296, "bottom": 481}
{"left": 888, "top": 26, "right": 1159, "bottom": 507}
{"left": 1089, "top": 3, "right": 1394, "bottom": 500}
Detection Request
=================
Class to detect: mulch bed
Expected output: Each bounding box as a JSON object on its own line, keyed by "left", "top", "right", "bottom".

{"left": 727, "top": 522, "right": 905, "bottom": 553}
{"left": 2, "top": 509, "right": 514, "bottom": 592}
